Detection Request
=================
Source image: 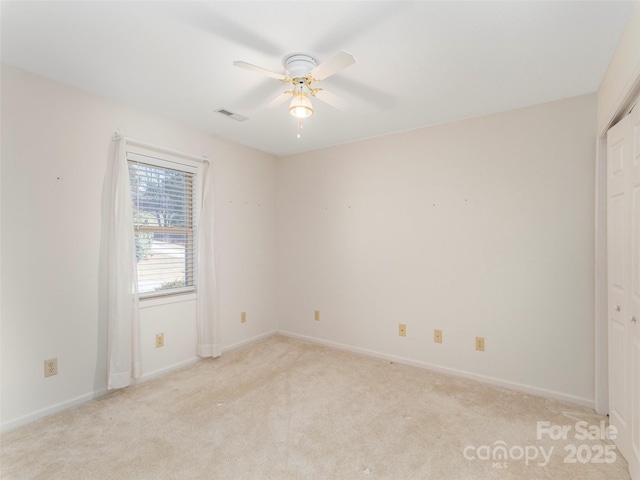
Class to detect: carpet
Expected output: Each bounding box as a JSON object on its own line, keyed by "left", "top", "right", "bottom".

{"left": 0, "top": 335, "right": 630, "bottom": 479}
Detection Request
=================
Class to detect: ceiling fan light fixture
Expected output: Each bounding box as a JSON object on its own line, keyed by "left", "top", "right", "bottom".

{"left": 289, "top": 93, "right": 313, "bottom": 118}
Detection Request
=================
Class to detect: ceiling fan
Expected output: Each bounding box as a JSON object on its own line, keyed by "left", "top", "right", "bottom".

{"left": 234, "top": 51, "right": 356, "bottom": 136}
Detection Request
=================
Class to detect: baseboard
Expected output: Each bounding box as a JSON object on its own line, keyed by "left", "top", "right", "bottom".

{"left": 222, "top": 329, "right": 279, "bottom": 353}
{"left": 0, "top": 389, "right": 107, "bottom": 433}
{"left": 277, "top": 330, "right": 595, "bottom": 409}
{"left": 135, "top": 357, "right": 199, "bottom": 384}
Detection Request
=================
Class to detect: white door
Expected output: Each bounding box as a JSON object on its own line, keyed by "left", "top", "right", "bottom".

{"left": 607, "top": 102, "right": 640, "bottom": 480}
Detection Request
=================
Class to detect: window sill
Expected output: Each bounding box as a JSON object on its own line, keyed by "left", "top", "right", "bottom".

{"left": 139, "top": 292, "right": 197, "bottom": 309}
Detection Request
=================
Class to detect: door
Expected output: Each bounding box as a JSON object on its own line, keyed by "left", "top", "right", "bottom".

{"left": 607, "top": 102, "right": 640, "bottom": 480}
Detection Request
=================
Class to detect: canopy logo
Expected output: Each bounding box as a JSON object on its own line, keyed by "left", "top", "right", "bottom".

{"left": 463, "top": 420, "right": 618, "bottom": 469}
{"left": 463, "top": 441, "right": 553, "bottom": 468}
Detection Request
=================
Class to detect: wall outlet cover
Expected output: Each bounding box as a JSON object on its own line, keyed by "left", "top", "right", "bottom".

{"left": 434, "top": 329, "right": 443, "bottom": 344}
{"left": 44, "top": 358, "right": 58, "bottom": 377}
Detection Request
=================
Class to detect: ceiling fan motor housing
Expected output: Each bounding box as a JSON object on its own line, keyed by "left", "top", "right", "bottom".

{"left": 283, "top": 53, "right": 317, "bottom": 79}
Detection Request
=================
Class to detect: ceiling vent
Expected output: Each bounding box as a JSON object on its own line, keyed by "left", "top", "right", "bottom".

{"left": 215, "top": 108, "right": 249, "bottom": 122}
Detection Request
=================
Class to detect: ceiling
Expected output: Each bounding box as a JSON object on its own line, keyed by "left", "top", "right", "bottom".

{"left": 1, "top": 1, "right": 635, "bottom": 157}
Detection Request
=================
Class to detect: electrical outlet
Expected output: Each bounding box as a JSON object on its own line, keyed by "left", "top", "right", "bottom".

{"left": 156, "top": 333, "right": 164, "bottom": 348}
{"left": 241, "top": 311, "right": 246, "bottom": 323}
{"left": 44, "top": 358, "right": 58, "bottom": 377}
{"left": 434, "top": 329, "right": 442, "bottom": 344}
{"left": 399, "top": 323, "right": 406, "bottom": 337}
{"left": 475, "top": 336, "right": 485, "bottom": 352}
{"left": 314, "top": 310, "right": 320, "bottom": 321}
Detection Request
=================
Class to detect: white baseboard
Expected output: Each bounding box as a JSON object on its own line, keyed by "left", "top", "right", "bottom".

{"left": 135, "top": 357, "right": 199, "bottom": 384}
{"left": 277, "top": 330, "right": 595, "bottom": 409}
{"left": 222, "top": 329, "right": 278, "bottom": 353}
{"left": 0, "top": 390, "right": 106, "bottom": 433}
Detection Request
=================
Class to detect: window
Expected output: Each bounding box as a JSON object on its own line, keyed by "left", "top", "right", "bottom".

{"left": 127, "top": 152, "right": 197, "bottom": 296}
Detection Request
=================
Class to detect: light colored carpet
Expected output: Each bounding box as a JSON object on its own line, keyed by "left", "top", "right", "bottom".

{"left": 0, "top": 335, "right": 630, "bottom": 479}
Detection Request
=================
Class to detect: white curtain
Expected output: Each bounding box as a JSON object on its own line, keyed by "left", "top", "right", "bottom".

{"left": 196, "top": 161, "right": 221, "bottom": 358}
{"left": 107, "top": 138, "right": 141, "bottom": 389}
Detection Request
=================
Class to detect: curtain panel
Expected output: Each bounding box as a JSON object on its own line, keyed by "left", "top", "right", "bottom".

{"left": 107, "top": 138, "right": 142, "bottom": 389}
{"left": 196, "top": 161, "right": 221, "bottom": 358}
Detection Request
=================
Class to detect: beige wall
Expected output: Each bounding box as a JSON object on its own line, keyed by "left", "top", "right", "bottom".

{"left": 0, "top": 65, "right": 278, "bottom": 430}
{"left": 276, "top": 94, "right": 598, "bottom": 406}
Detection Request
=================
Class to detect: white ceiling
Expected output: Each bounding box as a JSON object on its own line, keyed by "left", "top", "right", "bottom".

{"left": 1, "top": 1, "right": 635, "bottom": 156}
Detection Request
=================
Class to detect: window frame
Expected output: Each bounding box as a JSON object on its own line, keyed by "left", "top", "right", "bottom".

{"left": 126, "top": 147, "right": 202, "bottom": 301}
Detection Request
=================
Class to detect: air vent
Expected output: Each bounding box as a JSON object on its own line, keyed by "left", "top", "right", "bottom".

{"left": 215, "top": 108, "right": 249, "bottom": 122}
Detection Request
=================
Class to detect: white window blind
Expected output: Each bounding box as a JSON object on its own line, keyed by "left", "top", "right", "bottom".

{"left": 127, "top": 152, "right": 197, "bottom": 296}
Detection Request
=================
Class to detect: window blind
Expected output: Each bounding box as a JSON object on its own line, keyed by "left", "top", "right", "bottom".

{"left": 128, "top": 155, "right": 196, "bottom": 296}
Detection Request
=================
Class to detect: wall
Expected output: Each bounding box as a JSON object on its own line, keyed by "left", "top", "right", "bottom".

{"left": 0, "top": 65, "right": 278, "bottom": 430}
{"left": 276, "top": 94, "right": 598, "bottom": 406}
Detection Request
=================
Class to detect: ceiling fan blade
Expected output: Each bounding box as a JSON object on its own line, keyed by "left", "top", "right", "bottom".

{"left": 155, "top": 3, "right": 283, "bottom": 56}
{"left": 310, "top": 4, "right": 406, "bottom": 57}
{"left": 265, "top": 91, "right": 291, "bottom": 109}
{"left": 233, "top": 61, "right": 287, "bottom": 81}
{"left": 310, "top": 51, "right": 356, "bottom": 81}
{"left": 314, "top": 89, "right": 352, "bottom": 111}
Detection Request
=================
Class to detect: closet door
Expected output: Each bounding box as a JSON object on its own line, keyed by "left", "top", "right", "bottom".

{"left": 630, "top": 105, "right": 640, "bottom": 480}
{"left": 607, "top": 103, "right": 640, "bottom": 480}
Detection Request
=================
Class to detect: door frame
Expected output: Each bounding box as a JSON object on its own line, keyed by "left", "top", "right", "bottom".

{"left": 595, "top": 76, "right": 640, "bottom": 415}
